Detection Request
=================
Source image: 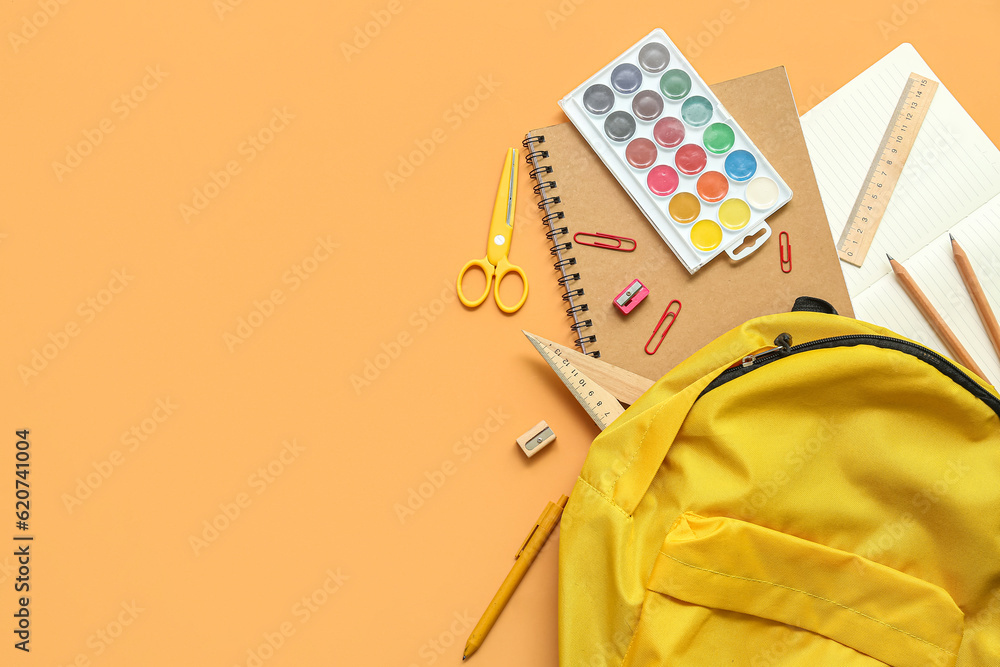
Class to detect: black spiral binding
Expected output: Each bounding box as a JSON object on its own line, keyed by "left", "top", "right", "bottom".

{"left": 522, "top": 133, "right": 599, "bottom": 356}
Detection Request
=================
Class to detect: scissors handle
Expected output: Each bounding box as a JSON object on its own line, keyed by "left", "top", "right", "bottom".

{"left": 457, "top": 258, "right": 495, "bottom": 308}
{"left": 493, "top": 256, "right": 528, "bottom": 313}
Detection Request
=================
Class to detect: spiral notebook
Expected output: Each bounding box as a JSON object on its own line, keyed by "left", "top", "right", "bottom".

{"left": 800, "top": 44, "right": 1000, "bottom": 385}
{"left": 524, "top": 66, "right": 852, "bottom": 379}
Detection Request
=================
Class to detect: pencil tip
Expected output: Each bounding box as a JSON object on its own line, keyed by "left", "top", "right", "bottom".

{"left": 949, "top": 232, "right": 955, "bottom": 242}
{"left": 886, "top": 253, "right": 894, "bottom": 261}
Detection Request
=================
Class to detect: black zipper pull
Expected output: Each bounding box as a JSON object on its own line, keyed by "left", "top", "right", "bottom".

{"left": 740, "top": 334, "right": 793, "bottom": 369}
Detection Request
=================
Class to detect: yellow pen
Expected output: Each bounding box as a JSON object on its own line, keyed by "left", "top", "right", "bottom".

{"left": 463, "top": 495, "right": 568, "bottom": 660}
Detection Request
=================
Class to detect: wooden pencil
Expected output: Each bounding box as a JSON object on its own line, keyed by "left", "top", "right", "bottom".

{"left": 887, "top": 254, "right": 988, "bottom": 381}
{"left": 950, "top": 234, "right": 1000, "bottom": 363}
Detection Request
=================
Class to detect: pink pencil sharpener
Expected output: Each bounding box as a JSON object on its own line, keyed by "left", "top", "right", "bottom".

{"left": 614, "top": 279, "right": 649, "bottom": 315}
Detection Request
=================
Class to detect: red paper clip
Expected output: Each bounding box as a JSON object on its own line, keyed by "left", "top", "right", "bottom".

{"left": 779, "top": 231, "right": 792, "bottom": 273}
{"left": 573, "top": 232, "right": 636, "bottom": 252}
{"left": 645, "top": 299, "right": 682, "bottom": 355}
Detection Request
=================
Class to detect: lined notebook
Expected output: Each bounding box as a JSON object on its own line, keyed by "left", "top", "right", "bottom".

{"left": 524, "top": 66, "right": 852, "bottom": 380}
{"left": 801, "top": 44, "right": 1000, "bottom": 384}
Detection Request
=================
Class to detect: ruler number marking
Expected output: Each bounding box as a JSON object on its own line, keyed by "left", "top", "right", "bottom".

{"left": 837, "top": 73, "right": 939, "bottom": 267}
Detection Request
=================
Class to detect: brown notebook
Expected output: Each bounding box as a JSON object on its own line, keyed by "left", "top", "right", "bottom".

{"left": 524, "top": 66, "right": 852, "bottom": 379}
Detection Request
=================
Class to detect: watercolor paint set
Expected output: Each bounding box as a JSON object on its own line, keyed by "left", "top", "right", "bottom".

{"left": 559, "top": 28, "right": 792, "bottom": 273}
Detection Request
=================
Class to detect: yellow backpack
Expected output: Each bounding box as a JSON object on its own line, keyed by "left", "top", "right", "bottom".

{"left": 559, "top": 301, "right": 1000, "bottom": 666}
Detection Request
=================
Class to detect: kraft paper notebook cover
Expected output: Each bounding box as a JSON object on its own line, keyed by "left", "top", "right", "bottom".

{"left": 525, "top": 66, "right": 852, "bottom": 379}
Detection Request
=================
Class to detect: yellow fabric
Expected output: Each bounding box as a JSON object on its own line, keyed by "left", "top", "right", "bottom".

{"left": 559, "top": 312, "right": 1000, "bottom": 666}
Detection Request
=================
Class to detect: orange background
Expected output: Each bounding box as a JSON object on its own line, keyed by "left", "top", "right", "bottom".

{"left": 2, "top": 0, "right": 998, "bottom": 664}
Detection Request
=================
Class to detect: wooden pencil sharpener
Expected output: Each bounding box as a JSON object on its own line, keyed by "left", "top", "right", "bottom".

{"left": 516, "top": 421, "right": 556, "bottom": 458}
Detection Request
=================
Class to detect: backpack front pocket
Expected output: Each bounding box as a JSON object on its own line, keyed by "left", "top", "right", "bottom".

{"left": 621, "top": 513, "right": 964, "bottom": 667}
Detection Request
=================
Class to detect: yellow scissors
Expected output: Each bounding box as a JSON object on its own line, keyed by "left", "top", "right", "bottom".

{"left": 457, "top": 148, "right": 529, "bottom": 313}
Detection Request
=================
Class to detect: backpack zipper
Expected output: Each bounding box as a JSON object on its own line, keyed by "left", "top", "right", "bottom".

{"left": 701, "top": 333, "right": 1000, "bottom": 418}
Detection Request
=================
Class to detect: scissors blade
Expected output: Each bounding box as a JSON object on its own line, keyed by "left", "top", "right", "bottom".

{"left": 485, "top": 148, "right": 518, "bottom": 266}
{"left": 505, "top": 151, "right": 516, "bottom": 227}
{"left": 523, "top": 330, "right": 655, "bottom": 430}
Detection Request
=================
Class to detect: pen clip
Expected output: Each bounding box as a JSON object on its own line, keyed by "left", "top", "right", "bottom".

{"left": 573, "top": 232, "right": 637, "bottom": 252}
{"left": 516, "top": 524, "right": 540, "bottom": 560}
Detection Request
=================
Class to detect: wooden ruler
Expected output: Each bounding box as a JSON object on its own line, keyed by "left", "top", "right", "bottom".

{"left": 837, "top": 72, "right": 939, "bottom": 267}
{"left": 523, "top": 331, "right": 654, "bottom": 430}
